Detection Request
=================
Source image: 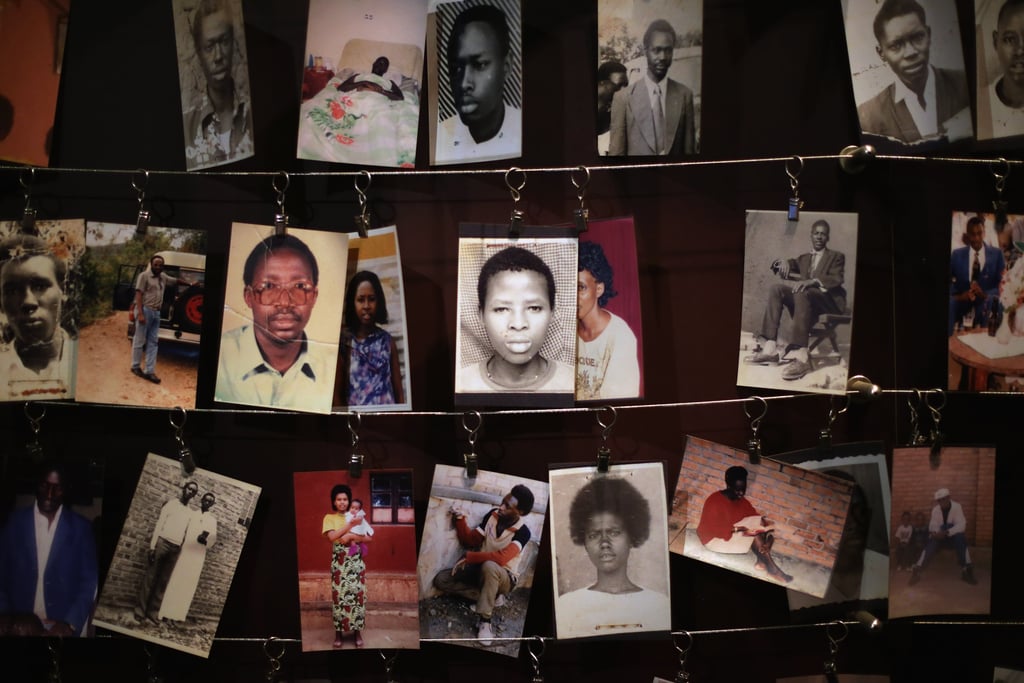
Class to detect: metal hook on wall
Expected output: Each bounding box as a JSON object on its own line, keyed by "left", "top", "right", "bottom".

{"left": 348, "top": 412, "right": 365, "bottom": 477}
{"left": 823, "top": 620, "right": 848, "bottom": 683}
{"left": 744, "top": 396, "right": 767, "bottom": 463}
{"left": 528, "top": 636, "right": 546, "bottom": 682}
{"left": 571, "top": 165, "right": 591, "bottom": 233}
{"left": 263, "top": 636, "right": 285, "bottom": 682}
{"left": 785, "top": 155, "right": 804, "bottom": 221}
{"left": 24, "top": 402, "right": 46, "bottom": 461}
{"left": 20, "top": 167, "right": 38, "bottom": 234}
{"left": 169, "top": 407, "right": 195, "bottom": 474}
{"left": 505, "top": 167, "right": 527, "bottom": 236}
{"left": 673, "top": 630, "right": 693, "bottom": 682}
{"left": 354, "top": 170, "right": 372, "bottom": 238}
{"left": 272, "top": 171, "right": 290, "bottom": 235}
{"left": 133, "top": 169, "right": 151, "bottom": 236}
{"left": 991, "top": 157, "right": 1011, "bottom": 227}
{"left": 381, "top": 649, "right": 399, "bottom": 683}
{"left": 595, "top": 405, "right": 616, "bottom": 473}
{"left": 925, "top": 388, "right": 946, "bottom": 464}
{"left": 818, "top": 394, "right": 849, "bottom": 451}
{"left": 462, "top": 411, "right": 482, "bottom": 478}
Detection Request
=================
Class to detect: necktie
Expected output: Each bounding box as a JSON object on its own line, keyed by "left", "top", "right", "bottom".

{"left": 972, "top": 250, "right": 980, "bottom": 282}
{"left": 652, "top": 85, "right": 665, "bottom": 155}
{"left": 811, "top": 250, "right": 820, "bottom": 273}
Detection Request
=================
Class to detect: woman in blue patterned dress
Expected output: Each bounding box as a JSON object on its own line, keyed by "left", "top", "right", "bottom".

{"left": 337, "top": 271, "right": 405, "bottom": 406}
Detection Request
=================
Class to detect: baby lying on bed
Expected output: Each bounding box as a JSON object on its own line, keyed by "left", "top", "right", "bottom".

{"left": 337, "top": 56, "right": 404, "bottom": 102}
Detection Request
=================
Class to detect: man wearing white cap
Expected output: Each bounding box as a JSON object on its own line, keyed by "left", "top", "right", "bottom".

{"left": 909, "top": 487, "right": 977, "bottom": 585}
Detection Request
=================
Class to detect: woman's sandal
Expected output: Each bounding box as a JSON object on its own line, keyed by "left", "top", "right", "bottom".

{"left": 333, "top": 635, "right": 343, "bottom": 649}
{"left": 354, "top": 631, "right": 365, "bottom": 648}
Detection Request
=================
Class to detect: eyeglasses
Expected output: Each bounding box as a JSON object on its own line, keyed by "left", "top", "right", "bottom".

{"left": 882, "top": 28, "right": 928, "bottom": 56}
{"left": 247, "top": 280, "right": 316, "bottom": 305}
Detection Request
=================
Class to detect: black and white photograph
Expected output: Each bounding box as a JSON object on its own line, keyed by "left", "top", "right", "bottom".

{"left": 842, "top": 0, "right": 973, "bottom": 150}
{"left": 737, "top": 210, "right": 858, "bottom": 396}
{"left": 215, "top": 223, "right": 348, "bottom": 414}
{"left": 1, "top": 219, "right": 85, "bottom": 402}
{"left": 76, "top": 222, "right": 206, "bottom": 409}
{"left": 0, "top": 457, "right": 102, "bottom": 638}
{"left": 774, "top": 443, "right": 891, "bottom": 621}
{"left": 888, "top": 446, "right": 994, "bottom": 619}
{"left": 948, "top": 211, "right": 1024, "bottom": 391}
{"left": 172, "top": 0, "right": 255, "bottom": 171}
{"left": 417, "top": 465, "right": 549, "bottom": 657}
{"left": 995, "top": 666, "right": 1024, "bottom": 682}
{"left": 548, "top": 462, "right": 671, "bottom": 640}
{"left": 429, "top": 0, "right": 522, "bottom": 165}
{"left": 93, "top": 453, "right": 261, "bottom": 657}
{"left": 296, "top": 0, "right": 427, "bottom": 167}
{"left": 976, "top": 0, "right": 1024, "bottom": 141}
{"left": 597, "top": 0, "right": 702, "bottom": 156}
{"left": 454, "top": 224, "right": 578, "bottom": 407}
{"left": 333, "top": 225, "right": 412, "bottom": 411}
{"left": 670, "top": 436, "right": 855, "bottom": 597}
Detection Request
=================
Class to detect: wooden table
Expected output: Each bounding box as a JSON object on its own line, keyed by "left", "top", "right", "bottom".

{"left": 948, "top": 330, "right": 1024, "bottom": 390}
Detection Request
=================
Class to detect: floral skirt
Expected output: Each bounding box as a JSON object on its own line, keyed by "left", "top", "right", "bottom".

{"left": 331, "top": 542, "right": 366, "bottom": 632}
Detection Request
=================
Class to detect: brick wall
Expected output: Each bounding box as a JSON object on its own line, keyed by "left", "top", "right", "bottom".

{"left": 889, "top": 446, "right": 995, "bottom": 547}
{"left": 674, "top": 437, "right": 853, "bottom": 571}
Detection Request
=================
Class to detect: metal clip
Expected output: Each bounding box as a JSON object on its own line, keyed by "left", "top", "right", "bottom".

{"left": 991, "top": 157, "right": 1011, "bottom": 229}
{"left": 925, "top": 388, "right": 946, "bottom": 465}
{"left": 348, "top": 412, "right": 364, "bottom": 477}
{"left": 571, "top": 165, "right": 591, "bottom": 233}
{"left": 354, "top": 170, "right": 372, "bottom": 238}
{"left": 907, "top": 389, "right": 926, "bottom": 447}
{"left": 673, "top": 631, "right": 692, "bottom": 682}
{"left": 528, "top": 636, "right": 546, "bottom": 682}
{"left": 823, "top": 620, "right": 847, "bottom": 683}
{"left": 462, "top": 411, "right": 482, "bottom": 478}
{"left": 786, "top": 155, "right": 804, "bottom": 221}
{"left": 24, "top": 402, "right": 46, "bottom": 461}
{"left": 144, "top": 644, "right": 163, "bottom": 683}
{"left": 818, "top": 394, "right": 848, "bottom": 451}
{"left": 46, "top": 638, "right": 61, "bottom": 683}
{"left": 381, "top": 650, "right": 399, "bottom": 683}
{"left": 505, "top": 167, "right": 526, "bottom": 236}
{"left": 596, "top": 405, "right": 616, "bottom": 473}
{"left": 133, "top": 169, "right": 151, "bottom": 237}
{"left": 20, "top": 167, "right": 37, "bottom": 234}
{"left": 263, "top": 636, "right": 285, "bottom": 682}
{"left": 744, "top": 396, "right": 767, "bottom": 463}
{"left": 169, "top": 407, "right": 195, "bottom": 474}
{"left": 273, "top": 172, "right": 289, "bottom": 235}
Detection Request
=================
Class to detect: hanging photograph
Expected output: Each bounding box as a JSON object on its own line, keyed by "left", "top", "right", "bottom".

{"left": 842, "top": 0, "right": 973, "bottom": 151}
{"left": 0, "top": 457, "right": 102, "bottom": 637}
{"left": 948, "top": 211, "right": 1024, "bottom": 391}
{"left": 333, "top": 226, "right": 412, "bottom": 411}
{"left": 417, "top": 464, "right": 549, "bottom": 657}
{"left": 0, "top": 0, "right": 69, "bottom": 166}
{"left": 428, "top": 0, "right": 523, "bottom": 165}
{"left": 215, "top": 224, "right": 348, "bottom": 414}
{"left": 293, "top": 469, "right": 419, "bottom": 652}
{"left": 597, "top": 0, "right": 702, "bottom": 156}
{"left": 669, "top": 436, "right": 855, "bottom": 597}
{"left": 888, "top": 446, "right": 995, "bottom": 619}
{"left": 296, "top": 0, "right": 428, "bottom": 167}
{"left": 773, "top": 443, "right": 891, "bottom": 621}
{"left": 576, "top": 217, "right": 644, "bottom": 402}
{"left": 1, "top": 219, "right": 85, "bottom": 402}
{"left": 548, "top": 462, "right": 671, "bottom": 640}
{"left": 76, "top": 222, "right": 206, "bottom": 408}
{"left": 737, "top": 210, "right": 858, "bottom": 395}
{"left": 455, "top": 224, "right": 578, "bottom": 407}
{"left": 93, "top": 453, "right": 261, "bottom": 658}
{"left": 777, "top": 676, "right": 890, "bottom": 683}
{"left": 976, "top": 0, "right": 1024, "bottom": 141}
{"left": 172, "top": 0, "right": 255, "bottom": 171}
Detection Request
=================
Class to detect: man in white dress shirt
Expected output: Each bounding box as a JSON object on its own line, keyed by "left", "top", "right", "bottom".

{"left": 135, "top": 481, "right": 199, "bottom": 623}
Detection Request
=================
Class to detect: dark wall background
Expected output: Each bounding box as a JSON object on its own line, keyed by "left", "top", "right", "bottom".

{"left": 1, "top": 1, "right": 1021, "bottom": 681}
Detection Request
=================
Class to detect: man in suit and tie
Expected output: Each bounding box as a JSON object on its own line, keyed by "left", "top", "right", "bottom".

{"left": 608, "top": 19, "right": 695, "bottom": 156}
{"left": 747, "top": 220, "right": 847, "bottom": 381}
{"left": 949, "top": 216, "right": 1005, "bottom": 336}
{"left": 857, "top": 0, "right": 971, "bottom": 144}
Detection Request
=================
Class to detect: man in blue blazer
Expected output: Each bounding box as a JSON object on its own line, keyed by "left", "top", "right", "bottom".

{"left": 949, "top": 216, "right": 1005, "bottom": 335}
{"left": 0, "top": 463, "right": 98, "bottom": 636}
{"left": 608, "top": 19, "right": 695, "bottom": 156}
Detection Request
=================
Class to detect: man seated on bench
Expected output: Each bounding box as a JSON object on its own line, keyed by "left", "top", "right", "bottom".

{"left": 745, "top": 219, "right": 847, "bottom": 381}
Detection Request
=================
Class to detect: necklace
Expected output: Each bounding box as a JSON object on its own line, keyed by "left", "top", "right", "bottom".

{"left": 485, "top": 355, "right": 547, "bottom": 388}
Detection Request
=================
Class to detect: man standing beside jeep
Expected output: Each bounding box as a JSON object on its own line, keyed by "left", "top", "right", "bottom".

{"left": 131, "top": 255, "right": 192, "bottom": 384}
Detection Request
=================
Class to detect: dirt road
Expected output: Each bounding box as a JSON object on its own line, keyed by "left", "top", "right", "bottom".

{"left": 74, "top": 311, "right": 200, "bottom": 408}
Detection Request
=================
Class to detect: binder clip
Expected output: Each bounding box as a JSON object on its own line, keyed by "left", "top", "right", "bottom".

{"left": 744, "top": 396, "right": 767, "bottom": 464}
{"left": 133, "top": 169, "right": 150, "bottom": 237}
{"left": 348, "top": 412, "right": 364, "bottom": 477}
{"left": 785, "top": 155, "right": 804, "bottom": 221}
{"left": 20, "top": 167, "right": 37, "bottom": 234}
{"left": 505, "top": 167, "right": 526, "bottom": 236}
{"left": 272, "top": 172, "right": 289, "bottom": 235}
{"left": 571, "top": 165, "right": 591, "bottom": 233}
{"left": 462, "top": 411, "right": 482, "bottom": 479}
{"left": 595, "top": 405, "right": 616, "bottom": 473}
{"left": 169, "top": 407, "right": 195, "bottom": 475}
{"left": 354, "top": 170, "right": 372, "bottom": 238}
{"left": 991, "top": 157, "right": 1010, "bottom": 229}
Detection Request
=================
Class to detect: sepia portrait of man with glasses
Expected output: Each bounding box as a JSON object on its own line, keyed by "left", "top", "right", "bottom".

{"left": 216, "top": 226, "right": 348, "bottom": 413}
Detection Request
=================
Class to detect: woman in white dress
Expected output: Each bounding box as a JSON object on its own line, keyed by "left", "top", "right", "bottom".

{"left": 159, "top": 492, "right": 218, "bottom": 622}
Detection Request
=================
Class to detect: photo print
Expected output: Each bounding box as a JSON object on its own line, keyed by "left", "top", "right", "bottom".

{"left": 94, "top": 453, "right": 261, "bottom": 658}
{"left": 948, "top": 211, "right": 1024, "bottom": 392}
{"left": 776, "top": 676, "right": 890, "bottom": 683}
{"left": 976, "top": 0, "right": 1024, "bottom": 141}
{"left": 888, "top": 446, "right": 995, "bottom": 619}
{"left": 576, "top": 217, "right": 644, "bottom": 402}
{"left": 293, "top": 469, "right": 419, "bottom": 652}
{"left": 596, "top": 0, "right": 703, "bottom": 156}
{"left": 773, "top": 443, "right": 892, "bottom": 621}
{"left": 1, "top": 219, "right": 85, "bottom": 402}
{"left": 297, "top": 0, "right": 428, "bottom": 167}
{"left": 333, "top": 225, "right": 412, "bottom": 411}
{"left": 215, "top": 224, "right": 348, "bottom": 414}
{"left": 842, "top": 0, "right": 973, "bottom": 151}
{"left": 0, "top": 456, "right": 103, "bottom": 638}
{"left": 737, "top": 210, "right": 858, "bottom": 396}
{"left": 455, "top": 224, "right": 578, "bottom": 407}
{"left": 172, "top": 0, "right": 255, "bottom": 170}
{"left": 670, "top": 436, "right": 854, "bottom": 597}
{"left": 548, "top": 462, "right": 671, "bottom": 640}
{"left": 76, "top": 222, "right": 206, "bottom": 408}
{"left": 994, "top": 666, "right": 1024, "bottom": 683}
{"left": 429, "top": 0, "right": 523, "bottom": 165}
{"left": 417, "top": 464, "right": 549, "bottom": 658}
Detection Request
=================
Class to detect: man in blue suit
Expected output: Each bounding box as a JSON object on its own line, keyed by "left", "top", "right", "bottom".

{"left": 0, "top": 462, "right": 98, "bottom": 637}
{"left": 949, "top": 216, "right": 1005, "bottom": 335}
{"left": 608, "top": 19, "right": 695, "bottom": 156}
